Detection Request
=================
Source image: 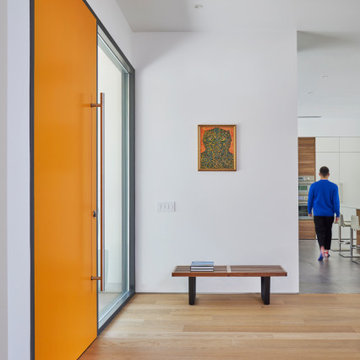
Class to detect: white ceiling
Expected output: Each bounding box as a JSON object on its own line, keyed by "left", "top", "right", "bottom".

{"left": 296, "top": 0, "right": 360, "bottom": 121}
{"left": 298, "top": 32, "right": 360, "bottom": 120}
{"left": 116, "top": 0, "right": 294, "bottom": 32}
{"left": 116, "top": 0, "right": 360, "bottom": 33}
{"left": 116, "top": 0, "right": 360, "bottom": 121}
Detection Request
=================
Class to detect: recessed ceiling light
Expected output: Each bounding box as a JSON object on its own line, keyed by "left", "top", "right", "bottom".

{"left": 194, "top": 4, "right": 203, "bottom": 9}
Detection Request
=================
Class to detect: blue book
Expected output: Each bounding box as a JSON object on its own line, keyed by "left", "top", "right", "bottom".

{"left": 191, "top": 261, "right": 214, "bottom": 267}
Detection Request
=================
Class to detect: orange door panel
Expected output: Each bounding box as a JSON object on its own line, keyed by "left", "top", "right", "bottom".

{"left": 34, "top": 0, "right": 97, "bottom": 359}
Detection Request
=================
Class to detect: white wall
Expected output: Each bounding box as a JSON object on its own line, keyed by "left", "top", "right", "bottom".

{"left": 134, "top": 31, "right": 299, "bottom": 294}
{"left": 0, "top": 0, "right": 8, "bottom": 358}
{"left": 299, "top": 118, "right": 360, "bottom": 137}
{"left": 6, "top": 1, "right": 31, "bottom": 359}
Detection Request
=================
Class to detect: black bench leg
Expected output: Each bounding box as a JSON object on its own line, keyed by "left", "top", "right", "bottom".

{"left": 189, "top": 277, "right": 196, "bottom": 305}
{"left": 261, "top": 277, "right": 270, "bottom": 305}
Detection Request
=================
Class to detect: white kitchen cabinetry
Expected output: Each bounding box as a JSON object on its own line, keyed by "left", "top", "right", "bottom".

{"left": 315, "top": 137, "right": 360, "bottom": 240}
{"left": 339, "top": 153, "right": 360, "bottom": 240}
{"left": 340, "top": 137, "right": 360, "bottom": 153}
{"left": 339, "top": 153, "right": 360, "bottom": 206}
{"left": 316, "top": 137, "right": 339, "bottom": 153}
{"left": 315, "top": 152, "right": 340, "bottom": 184}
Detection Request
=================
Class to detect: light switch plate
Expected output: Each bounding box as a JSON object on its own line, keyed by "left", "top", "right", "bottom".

{"left": 157, "top": 201, "right": 176, "bottom": 213}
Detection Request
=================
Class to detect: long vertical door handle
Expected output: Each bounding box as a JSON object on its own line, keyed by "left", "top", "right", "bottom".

{"left": 100, "top": 93, "right": 105, "bottom": 292}
{"left": 91, "top": 93, "right": 105, "bottom": 292}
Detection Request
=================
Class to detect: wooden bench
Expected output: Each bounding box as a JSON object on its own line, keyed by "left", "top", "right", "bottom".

{"left": 172, "top": 265, "right": 287, "bottom": 305}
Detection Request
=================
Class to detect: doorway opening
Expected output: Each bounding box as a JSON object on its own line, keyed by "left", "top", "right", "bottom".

{"left": 297, "top": 32, "right": 360, "bottom": 293}
{"left": 96, "top": 27, "right": 135, "bottom": 329}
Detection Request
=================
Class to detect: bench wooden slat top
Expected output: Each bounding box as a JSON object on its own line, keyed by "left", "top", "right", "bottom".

{"left": 172, "top": 265, "right": 287, "bottom": 277}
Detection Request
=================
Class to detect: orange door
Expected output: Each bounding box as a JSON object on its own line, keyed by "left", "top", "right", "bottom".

{"left": 34, "top": 0, "right": 97, "bottom": 359}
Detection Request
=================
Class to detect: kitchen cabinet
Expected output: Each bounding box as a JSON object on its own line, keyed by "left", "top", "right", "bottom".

{"left": 298, "top": 137, "right": 316, "bottom": 239}
{"left": 299, "top": 220, "right": 316, "bottom": 240}
{"left": 340, "top": 153, "right": 360, "bottom": 206}
{"left": 298, "top": 137, "right": 315, "bottom": 176}
{"left": 315, "top": 137, "right": 360, "bottom": 242}
{"left": 315, "top": 152, "right": 340, "bottom": 184}
{"left": 340, "top": 137, "right": 360, "bottom": 153}
{"left": 316, "top": 137, "right": 339, "bottom": 153}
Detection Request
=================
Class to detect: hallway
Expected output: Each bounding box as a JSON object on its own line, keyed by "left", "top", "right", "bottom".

{"left": 81, "top": 293, "right": 360, "bottom": 360}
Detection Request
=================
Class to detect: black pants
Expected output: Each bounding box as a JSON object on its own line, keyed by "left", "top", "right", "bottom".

{"left": 314, "top": 216, "right": 334, "bottom": 250}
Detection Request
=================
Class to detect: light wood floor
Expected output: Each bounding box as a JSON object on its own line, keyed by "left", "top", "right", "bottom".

{"left": 81, "top": 293, "right": 360, "bottom": 360}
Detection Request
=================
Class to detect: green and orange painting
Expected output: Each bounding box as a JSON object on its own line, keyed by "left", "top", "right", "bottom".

{"left": 198, "top": 125, "right": 236, "bottom": 171}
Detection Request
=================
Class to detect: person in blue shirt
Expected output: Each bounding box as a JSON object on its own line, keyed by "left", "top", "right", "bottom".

{"left": 308, "top": 166, "right": 340, "bottom": 261}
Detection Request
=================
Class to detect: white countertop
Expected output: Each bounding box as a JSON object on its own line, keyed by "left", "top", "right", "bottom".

{"left": 341, "top": 204, "right": 360, "bottom": 209}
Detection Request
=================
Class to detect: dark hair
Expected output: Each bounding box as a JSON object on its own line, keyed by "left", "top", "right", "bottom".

{"left": 319, "top": 166, "right": 330, "bottom": 177}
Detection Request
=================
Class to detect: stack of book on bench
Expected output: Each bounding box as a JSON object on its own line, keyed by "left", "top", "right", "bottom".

{"left": 190, "top": 261, "right": 214, "bottom": 272}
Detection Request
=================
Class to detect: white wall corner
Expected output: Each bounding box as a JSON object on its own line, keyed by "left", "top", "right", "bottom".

{"left": 6, "top": 0, "right": 31, "bottom": 359}
{"left": 0, "top": 0, "right": 8, "bottom": 359}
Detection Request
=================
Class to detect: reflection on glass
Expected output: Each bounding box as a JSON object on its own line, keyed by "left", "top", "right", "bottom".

{"left": 97, "top": 31, "right": 129, "bottom": 328}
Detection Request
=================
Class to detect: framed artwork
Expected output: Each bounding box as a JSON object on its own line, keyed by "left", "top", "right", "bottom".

{"left": 198, "top": 125, "right": 236, "bottom": 171}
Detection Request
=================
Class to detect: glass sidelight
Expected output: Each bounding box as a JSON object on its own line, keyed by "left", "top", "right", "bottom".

{"left": 96, "top": 28, "right": 132, "bottom": 329}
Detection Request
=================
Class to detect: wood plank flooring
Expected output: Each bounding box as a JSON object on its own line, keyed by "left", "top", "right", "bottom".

{"left": 81, "top": 294, "right": 360, "bottom": 360}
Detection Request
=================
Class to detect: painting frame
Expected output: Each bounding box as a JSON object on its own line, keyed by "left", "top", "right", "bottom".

{"left": 198, "top": 124, "right": 237, "bottom": 171}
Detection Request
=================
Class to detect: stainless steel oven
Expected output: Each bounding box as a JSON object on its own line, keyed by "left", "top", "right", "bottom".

{"left": 298, "top": 204, "right": 309, "bottom": 219}
{"left": 298, "top": 175, "right": 314, "bottom": 219}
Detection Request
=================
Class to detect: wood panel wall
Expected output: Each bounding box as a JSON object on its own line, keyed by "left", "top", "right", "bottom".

{"left": 298, "top": 137, "right": 316, "bottom": 176}
{"left": 299, "top": 220, "right": 316, "bottom": 240}
{"left": 298, "top": 137, "right": 316, "bottom": 240}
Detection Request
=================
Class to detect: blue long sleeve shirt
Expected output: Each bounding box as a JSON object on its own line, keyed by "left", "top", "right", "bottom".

{"left": 307, "top": 180, "right": 340, "bottom": 217}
